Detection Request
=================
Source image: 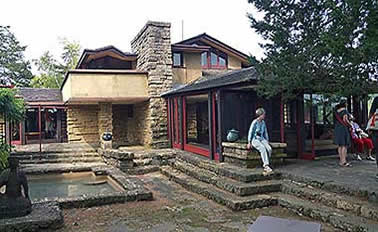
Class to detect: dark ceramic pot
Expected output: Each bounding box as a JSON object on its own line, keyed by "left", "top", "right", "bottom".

{"left": 102, "top": 132, "right": 112, "bottom": 141}
{"left": 226, "top": 129, "right": 239, "bottom": 142}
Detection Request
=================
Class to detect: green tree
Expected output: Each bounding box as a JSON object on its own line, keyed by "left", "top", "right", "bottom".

{"left": 0, "top": 26, "right": 33, "bottom": 86}
{"left": 0, "top": 88, "right": 25, "bottom": 170}
{"left": 31, "top": 38, "right": 81, "bottom": 88}
{"left": 248, "top": 0, "right": 378, "bottom": 101}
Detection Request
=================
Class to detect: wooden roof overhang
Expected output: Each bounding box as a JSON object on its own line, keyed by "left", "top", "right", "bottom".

{"left": 162, "top": 67, "right": 258, "bottom": 98}
{"left": 171, "top": 44, "right": 211, "bottom": 53}
{"left": 76, "top": 46, "right": 137, "bottom": 69}
{"left": 175, "top": 33, "right": 249, "bottom": 65}
{"left": 64, "top": 96, "right": 150, "bottom": 105}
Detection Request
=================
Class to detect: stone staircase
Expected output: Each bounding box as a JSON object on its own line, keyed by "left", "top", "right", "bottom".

{"left": 12, "top": 145, "right": 104, "bottom": 167}
{"left": 161, "top": 152, "right": 378, "bottom": 232}
{"left": 125, "top": 149, "right": 176, "bottom": 175}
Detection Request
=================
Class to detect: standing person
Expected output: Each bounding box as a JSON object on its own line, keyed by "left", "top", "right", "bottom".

{"left": 369, "top": 96, "right": 378, "bottom": 118}
{"left": 366, "top": 109, "right": 378, "bottom": 179}
{"left": 247, "top": 108, "right": 273, "bottom": 175}
{"left": 334, "top": 100, "right": 352, "bottom": 167}
{"left": 350, "top": 115, "right": 375, "bottom": 161}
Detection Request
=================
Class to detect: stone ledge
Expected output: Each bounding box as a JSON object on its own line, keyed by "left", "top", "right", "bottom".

{"left": 0, "top": 202, "right": 63, "bottom": 232}
{"left": 222, "top": 142, "right": 287, "bottom": 150}
{"left": 28, "top": 166, "right": 153, "bottom": 210}
{"left": 222, "top": 142, "right": 288, "bottom": 168}
{"left": 277, "top": 193, "right": 378, "bottom": 232}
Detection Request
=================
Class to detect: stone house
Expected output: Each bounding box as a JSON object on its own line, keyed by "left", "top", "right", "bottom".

{"left": 60, "top": 21, "right": 251, "bottom": 150}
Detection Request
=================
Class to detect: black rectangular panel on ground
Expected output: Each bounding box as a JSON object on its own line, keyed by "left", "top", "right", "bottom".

{"left": 248, "top": 216, "right": 321, "bottom": 232}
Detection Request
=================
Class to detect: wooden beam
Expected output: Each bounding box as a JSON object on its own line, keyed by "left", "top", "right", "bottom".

{"left": 217, "top": 90, "right": 224, "bottom": 162}
{"left": 208, "top": 93, "right": 214, "bottom": 160}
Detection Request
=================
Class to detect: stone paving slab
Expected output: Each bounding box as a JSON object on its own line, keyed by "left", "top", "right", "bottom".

{"left": 278, "top": 158, "right": 378, "bottom": 203}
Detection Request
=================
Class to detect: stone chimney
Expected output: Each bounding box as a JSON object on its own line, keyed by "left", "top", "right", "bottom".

{"left": 131, "top": 21, "right": 173, "bottom": 148}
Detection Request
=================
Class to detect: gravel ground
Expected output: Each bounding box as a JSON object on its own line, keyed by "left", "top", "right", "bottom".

{"left": 56, "top": 172, "right": 339, "bottom": 232}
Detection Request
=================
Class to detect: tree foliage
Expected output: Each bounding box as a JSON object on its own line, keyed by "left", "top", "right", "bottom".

{"left": 248, "top": 0, "right": 378, "bottom": 101}
{"left": 0, "top": 88, "right": 25, "bottom": 122}
{"left": 0, "top": 26, "right": 33, "bottom": 87}
{"left": 31, "top": 38, "right": 81, "bottom": 88}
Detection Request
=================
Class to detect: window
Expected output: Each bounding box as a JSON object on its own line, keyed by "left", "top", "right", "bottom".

{"left": 201, "top": 50, "right": 227, "bottom": 69}
{"left": 201, "top": 52, "right": 207, "bottom": 66}
{"left": 173, "top": 52, "right": 182, "bottom": 67}
{"left": 210, "top": 52, "right": 217, "bottom": 66}
{"left": 219, "top": 56, "right": 226, "bottom": 67}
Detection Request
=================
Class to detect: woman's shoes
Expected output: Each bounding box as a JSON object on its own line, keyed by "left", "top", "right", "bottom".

{"left": 367, "top": 155, "right": 376, "bottom": 161}
{"left": 353, "top": 154, "right": 362, "bottom": 161}
{"left": 263, "top": 165, "right": 273, "bottom": 175}
{"left": 339, "top": 162, "right": 352, "bottom": 167}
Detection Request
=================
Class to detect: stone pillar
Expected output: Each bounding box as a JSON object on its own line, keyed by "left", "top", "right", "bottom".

{"left": 131, "top": 21, "right": 173, "bottom": 148}
{"left": 98, "top": 102, "right": 113, "bottom": 149}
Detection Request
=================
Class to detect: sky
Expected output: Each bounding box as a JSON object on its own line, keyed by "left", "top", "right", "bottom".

{"left": 0, "top": 0, "right": 265, "bottom": 72}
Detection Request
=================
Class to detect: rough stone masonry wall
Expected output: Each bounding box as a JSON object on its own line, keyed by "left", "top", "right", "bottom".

{"left": 112, "top": 105, "right": 129, "bottom": 147}
{"left": 67, "top": 105, "right": 99, "bottom": 144}
{"left": 98, "top": 102, "right": 113, "bottom": 146}
{"left": 131, "top": 21, "right": 173, "bottom": 148}
{"left": 128, "top": 102, "right": 150, "bottom": 145}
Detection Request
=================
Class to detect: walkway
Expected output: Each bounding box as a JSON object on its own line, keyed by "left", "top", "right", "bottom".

{"left": 278, "top": 157, "right": 378, "bottom": 202}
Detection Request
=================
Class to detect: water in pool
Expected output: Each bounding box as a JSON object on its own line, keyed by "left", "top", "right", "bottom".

{"left": 27, "top": 172, "right": 122, "bottom": 200}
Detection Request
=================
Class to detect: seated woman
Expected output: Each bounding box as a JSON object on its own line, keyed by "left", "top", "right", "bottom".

{"left": 350, "top": 115, "right": 375, "bottom": 161}
{"left": 247, "top": 108, "right": 273, "bottom": 175}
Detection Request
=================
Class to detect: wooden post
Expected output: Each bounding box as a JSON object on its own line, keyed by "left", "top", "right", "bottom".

{"left": 167, "top": 99, "right": 172, "bottom": 147}
{"left": 216, "top": 90, "right": 224, "bottom": 162}
{"left": 57, "top": 109, "right": 62, "bottom": 143}
{"left": 310, "top": 94, "right": 315, "bottom": 157}
{"left": 180, "top": 97, "right": 185, "bottom": 150}
{"left": 280, "top": 96, "right": 285, "bottom": 143}
{"left": 208, "top": 92, "right": 214, "bottom": 160}
{"left": 296, "top": 94, "right": 304, "bottom": 158}
{"left": 38, "top": 105, "right": 42, "bottom": 153}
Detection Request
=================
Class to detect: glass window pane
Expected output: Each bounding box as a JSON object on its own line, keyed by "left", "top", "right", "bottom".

{"left": 211, "top": 52, "right": 217, "bottom": 65}
{"left": 219, "top": 56, "right": 226, "bottom": 66}
{"left": 173, "top": 53, "right": 181, "bottom": 66}
{"left": 201, "top": 52, "right": 207, "bottom": 66}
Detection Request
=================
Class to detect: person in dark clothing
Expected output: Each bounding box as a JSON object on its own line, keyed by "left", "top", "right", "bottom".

{"left": 334, "top": 99, "right": 352, "bottom": 167}
{"left": 370, "top": 96, "right": 378, "bottom": 118}
{"left": 366, "top": 108, "right": 378, "bottom": 180}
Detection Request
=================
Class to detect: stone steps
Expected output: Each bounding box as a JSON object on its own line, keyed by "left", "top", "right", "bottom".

{"left": 123, "top": 165, "right": 160, "bottom": 175}
{"left": 281, "top": 180, "right": 378, "bottom": 221}
{"left": 277, "top": 193, "right": 378, "bottom": 232}
{"left": 176, "top": 153, "right": 281, "bottom": 183}
{"left": 133, "top": 158, "right": 153, "bottom": 167}
{"left": 19, "top": 157, "right": 103, "bottom": 165}
{"left": 161, "top": 166, "right": 277, "bottom": 211}
{"left": 171, "top": 159, "right": 281, "bottom": 196}
{"left": 13, "top": 152, "right": 100, "bottom": 160}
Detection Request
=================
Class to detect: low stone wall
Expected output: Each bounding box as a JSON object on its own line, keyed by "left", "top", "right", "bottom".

{"left": 98, "top": 148, "right": 134, "bottom": 170}
{"left": 222, "top": 142, "right": 287, "bottom": 168}
{"left": 0, "top": 202, "right": 63, "bottom": 232}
